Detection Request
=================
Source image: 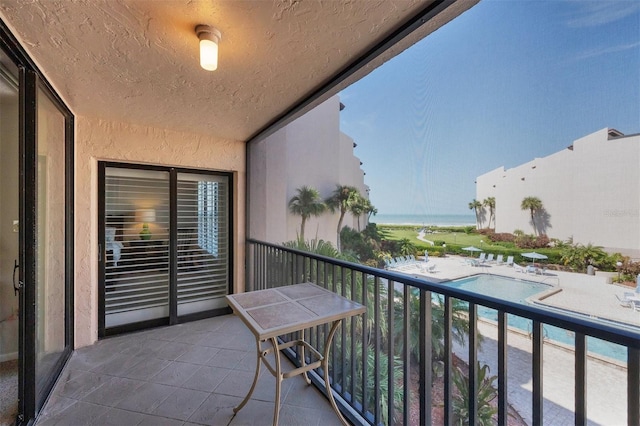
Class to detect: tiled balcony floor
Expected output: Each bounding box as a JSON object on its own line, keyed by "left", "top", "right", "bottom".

{"left": 36, "top": 315, "right": 341, "bottom": 426}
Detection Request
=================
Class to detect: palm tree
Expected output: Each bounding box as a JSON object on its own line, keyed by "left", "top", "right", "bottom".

{"left": 325, "top": 185, "right": 360, "bottom": 251}
{"left": 365, "top": 199, "right": 378, "bottom": 221}
{"left": 288, "top": 185, "right": 326, "bottom": 241}
{"left": 521, "top": 196, "right": 543, "bottom": 236}
{"left": 560, "top": 242, "right": 607, "bottom": 272}
{"left": 468, "top": 199, "right": 483, "bottom": 229}
{"left": 398, "top": 238, "right": 416, "bottom": 256}
{"left": 349, "top": 194, "right": 367, "bottom": 231}
{"left": 483, "top": 197, "right": 496, "bottom": 229}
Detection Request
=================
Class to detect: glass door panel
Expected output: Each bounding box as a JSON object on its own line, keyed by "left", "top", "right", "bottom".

{"left": 176, "top": 173, "right": 230, "bottom": 316}
{"left": 0, "top": 54, "right": 19, "bottom": 425}
{"left": 103, "top": 167, "right": 170, "bottom": 329}
{"left": 34, "top": 86, "right": 67, "bottom": 404}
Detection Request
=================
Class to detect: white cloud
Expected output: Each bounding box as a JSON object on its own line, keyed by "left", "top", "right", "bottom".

{"left": 574, "top": 40, "right": 640, "bottom": 60}
{"left": 566, "top": 1, "right": 640, "bottom": 28}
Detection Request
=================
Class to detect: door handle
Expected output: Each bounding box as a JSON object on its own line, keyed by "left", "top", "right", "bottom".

{"left": 13, "top": 259, "right": 20, "bottom": 296}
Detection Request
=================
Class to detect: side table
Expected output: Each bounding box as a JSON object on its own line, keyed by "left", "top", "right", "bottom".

{"left": 226, "top": 282, "right": 366, "bottom": 426}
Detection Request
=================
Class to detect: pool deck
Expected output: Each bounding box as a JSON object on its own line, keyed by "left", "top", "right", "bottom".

{"left": 393, "top": 255, "right": 640, "bottom": 328}
{"left": 391, "top": 255, "right": 637, "bottom": 425}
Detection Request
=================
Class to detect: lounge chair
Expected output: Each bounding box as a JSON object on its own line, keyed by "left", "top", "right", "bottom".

{"left": 506, "top": 256, "right": 514, "bottom": 266}
{"left": 616, "top": 294, "right": 632, "bottom": 308}
{"left": 478, "top": 253, "right": 486, "bottom": 263}
{"left": 486, "top": 253, "right": 495, "bottom": 263}
{"left": 496, "top": 254, "right": 504, "bottom": 265}
{"left": 514, "top": 264, "right": 525, "bottom": 273}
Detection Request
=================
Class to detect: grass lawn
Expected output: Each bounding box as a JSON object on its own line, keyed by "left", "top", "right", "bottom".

{"left": 379, "top": 226, "right": 564, "bottom": 264}
{"left": 382, "top": 227, "right": 501, "bottom": 250}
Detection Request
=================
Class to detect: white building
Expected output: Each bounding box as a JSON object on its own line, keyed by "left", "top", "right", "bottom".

{"left": 476, "top": 128, "right": 640, "bottom": 257}
{"left": 249, "top": 95, "right": 369, "bottom": 246}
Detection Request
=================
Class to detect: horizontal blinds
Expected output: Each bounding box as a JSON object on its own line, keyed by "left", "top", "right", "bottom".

{"left": 104, "top": 170, "right": 170, "bottom": 323}
{"left": 176, "top": 174, "right": 229, "bottom": 314}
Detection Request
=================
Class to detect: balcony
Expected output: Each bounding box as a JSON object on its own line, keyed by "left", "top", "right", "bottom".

{"left": 36, "top": 238, "right": 639, "bottom": 426}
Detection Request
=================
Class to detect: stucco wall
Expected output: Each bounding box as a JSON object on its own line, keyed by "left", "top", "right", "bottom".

{"left": 248, "top": 96, "right": 367, "bottom": 246}
{"left": 477, "top": 128, "right": 640, "bottom": 257}
{"left": 75, "top": 116, "right": 245, "bottom": 348}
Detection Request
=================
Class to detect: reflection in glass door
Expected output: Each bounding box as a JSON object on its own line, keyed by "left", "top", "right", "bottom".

{"left": 177, "top": 173, "right": 230, "bottom": 316}
{"left": 100, "top": 166, "right": 232, "bottom": 335}
{"left": 34, "top": 85, "right": 70, "bottom": 408}
{"left": 102, "top": 167, "right": 170, "bottom": 333}
{"left": 0, "top": 54, "right": 19, "bottom": 425}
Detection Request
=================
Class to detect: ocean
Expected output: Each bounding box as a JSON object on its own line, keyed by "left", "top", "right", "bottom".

{"left": 372, "top": 213, "right": 476, "bottom": 227}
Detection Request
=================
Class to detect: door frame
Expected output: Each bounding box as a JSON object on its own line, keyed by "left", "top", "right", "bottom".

{"left": 0, "top": 19, "right": 75, "bottom": 425}
{"left": 98, "top": 162, "right": 233, "bottom": 338}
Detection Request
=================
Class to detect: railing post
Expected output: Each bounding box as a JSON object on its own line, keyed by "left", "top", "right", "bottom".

{"left": 387, "top": 278, "right": 395, "bottom": 424}
{"left": 419, "top": 289, "right": 432, "bottom": 426}
{"left": 532, "top": 320, "right": 544, "bottom": 425}
{"left": 403, "top": 284, "right": 411, "bottom": 425}
{"left": 575, "top": 333, "right": 586, "bottom": 426}
{"left": 629, "top": 347, "right": 640, "bottom": 426}
{"left": 444, "top": 296, "right": 453, "bottom": 425}
{"left": 361, "top": 272, "right": 369, "bottom": 417}
{"left": 373, "top": 276, "right": 381, "bottom": 424}
{"left": 469, "top": 302, "right": 478, "bottom": 425}
{"left": 498, "top": 311, "right": 508, "bottom": 426}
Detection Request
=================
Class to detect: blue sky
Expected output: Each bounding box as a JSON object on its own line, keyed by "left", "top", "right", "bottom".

{"left": 339, "top": 0, "right": 640, "bottom": 215}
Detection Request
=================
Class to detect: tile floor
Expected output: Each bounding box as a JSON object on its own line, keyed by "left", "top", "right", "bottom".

{"left": 36, "top": 315, "right": 341, "bottom": 426}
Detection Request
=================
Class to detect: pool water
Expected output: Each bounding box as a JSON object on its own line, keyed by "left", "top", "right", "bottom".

{"left": 447, "top": 274, "right": 627, "bottom": 363}
{"left": 449, "top": 274, "right": 549, "bottom": 302}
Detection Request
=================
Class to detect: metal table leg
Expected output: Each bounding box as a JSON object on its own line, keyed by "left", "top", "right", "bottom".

{"left": 233, "top": 337, "right": 263, "bottom": 414}
{"left": 323, "top": 320, "right": 348, "bottom": 426}
{"left": 234, "top": 322, "right": 347, "bottom": 426}
{"left": 271, "top": 336, "right": 282, "bottom": 426}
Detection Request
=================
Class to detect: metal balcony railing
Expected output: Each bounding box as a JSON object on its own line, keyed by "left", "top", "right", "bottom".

{"left": 246, "top": 239, "right": 640, "bottom": 426}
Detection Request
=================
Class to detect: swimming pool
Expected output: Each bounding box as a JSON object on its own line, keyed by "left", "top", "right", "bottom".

{"left": 447, "top": 274, "right": 627, "bottom": 363}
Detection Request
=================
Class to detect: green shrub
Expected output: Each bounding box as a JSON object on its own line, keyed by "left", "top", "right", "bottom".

{"left": 341, "top": 226, "right": 375, "bottom": 261}
{"left": 452, "top": 363, "right": 498, "bottom": 426}
{"left": 560, "top": 243, "right": 607, "bottom": 273}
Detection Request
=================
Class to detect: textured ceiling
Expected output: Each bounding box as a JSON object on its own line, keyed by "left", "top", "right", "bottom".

{"left": 0, "top": 0, "right": 475, "bottom": 142}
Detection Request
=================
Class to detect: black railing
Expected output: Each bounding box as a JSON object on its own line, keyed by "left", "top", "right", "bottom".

{"left": 246, "top": 239, "right": 640, "bottom": 426}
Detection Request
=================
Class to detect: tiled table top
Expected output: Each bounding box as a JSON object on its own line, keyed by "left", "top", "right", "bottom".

{"left": 226, "top": 283, "right": 365, "bottom": 340}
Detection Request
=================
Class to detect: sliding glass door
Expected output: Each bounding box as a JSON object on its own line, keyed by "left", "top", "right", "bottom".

{"left": 17, "top": 69, "right": 74, "bottom": 423}
{"left": 0, "top": 19, "right": 73, "bottom": 426}
{"left": 177, "top": 173, "right": 230, "bottom": 315}
{"left": 33, "top": 81, "right": 72, "bottom": 411}
{"left": 101, "top": 167, "right": 170, "bottom": 331}
{"left": 99, "top": 164, "right": 231, "bottom": 336}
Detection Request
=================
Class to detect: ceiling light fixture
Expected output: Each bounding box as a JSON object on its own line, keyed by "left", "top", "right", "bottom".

{"left": 195, "top": 24, "right": 221, "bottom": 71}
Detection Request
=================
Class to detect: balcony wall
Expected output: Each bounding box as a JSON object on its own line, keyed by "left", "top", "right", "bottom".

{"left": 74, "top": 116, "right": 246, "bottom": 348}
